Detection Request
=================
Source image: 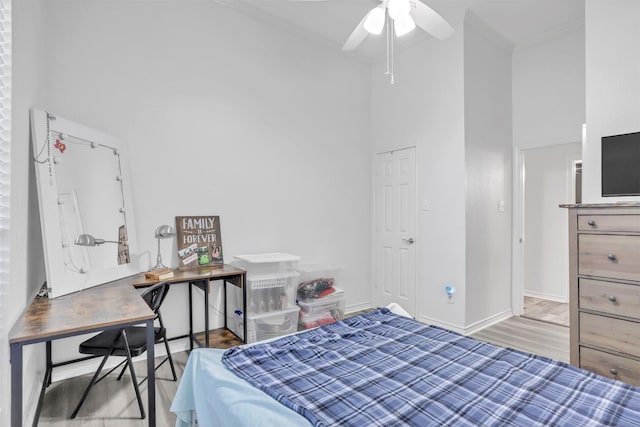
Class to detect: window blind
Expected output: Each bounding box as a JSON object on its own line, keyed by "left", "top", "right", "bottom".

{"left": 0, "top": 0, "right": 11, "bottom": 418}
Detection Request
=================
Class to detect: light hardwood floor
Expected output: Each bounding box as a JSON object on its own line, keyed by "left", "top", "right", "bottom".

{"left": 470, "top": 315, "right": 569, "bottom": 363}
{"left": 521, "top": 296, "right": 570, "bottom": 327}
{"left": 38, "top": 314, "right": 568, "bottom": 426}
{"left": 38, "top": 352, "right": 188, "bottom": 427}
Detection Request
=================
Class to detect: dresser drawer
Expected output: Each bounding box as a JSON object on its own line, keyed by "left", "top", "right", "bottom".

{"left": 578, "top": 214, "right": 640, "bottom": 232}
{"left": 578, "top": 234, "right": 640, "bottom": 281}
{"left": 581, "top": 347, "right": 640, "bottom": 386}
{"left": 580, "top": 312, "right": 640, "bottom": 357}
{"left": 579, "top": 278, "right": 640, "bottom": 318}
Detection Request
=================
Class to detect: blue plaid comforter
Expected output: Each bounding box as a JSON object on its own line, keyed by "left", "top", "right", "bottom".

{"left": 222, "top": 309, "right": 640, "bottom": 426}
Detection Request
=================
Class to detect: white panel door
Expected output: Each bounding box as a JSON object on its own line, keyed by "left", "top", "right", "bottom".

{"left": 374, "top": 147, "right": 416, "bottom": 315}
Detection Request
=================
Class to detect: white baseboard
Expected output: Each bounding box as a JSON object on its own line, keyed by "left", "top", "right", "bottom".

{"left": 345, "top": 302, "right": 373, "bottom": 314}
{"left": 418, "top": 309, "right": 513, "bottom": 336}
{"left": 523, "top": 290, "right": 568, "bottom": 304}
{"left": 417, "top": 315, "right": 466, "bottom": 334}
{"left": 462, "top": 309, "right": 514, "bottom": 335}
{"left": 51, "top": 337, "right": 191, "bottom": 382}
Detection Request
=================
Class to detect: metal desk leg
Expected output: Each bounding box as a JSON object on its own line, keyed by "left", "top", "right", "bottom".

{"left": 188, "top": 281, "right": 193, "bottom": 351}
{"left": 223, "top": 279, "right": 227, "bottom": 329}
{"left": 33, "top": 341, "right": 53, "bottom": 427}
{"left": 10, "top": 342, "right": 23, "bottom": 427}
{"left": 146, "top": 318, "right": 156, "bottom": 427}
{"left": 46, "top": 341, "right": 52, "bottom": 386}
{"left": 204, "top": 279, "right": 210, "bottom": 348}
{"left": 242, "top": 273, "right": 247, "bottom": 343}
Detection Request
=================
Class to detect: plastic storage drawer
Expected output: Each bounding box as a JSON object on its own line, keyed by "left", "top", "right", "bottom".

{"left": 246, "top": 306, "right": 299, "bottom": 343}
{"left": 247, "top": 271, "right": 298, "bottom": 314}
{"left": 298, "top": 291, "right": 345, "bottom": 330}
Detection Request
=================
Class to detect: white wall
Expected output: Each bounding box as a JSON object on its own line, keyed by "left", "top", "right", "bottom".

{"left": 12, "top": 0, "right": 372, "bottom": 380}
{"left": 583, "top": 0, "right": 640, "bottom": 203}
{"left": 371, "top": 24, "right": 467, "bottom": 330}
{"left": 464, "top": 17, "right": 513, "bottom": 327}
{"left": 4, "top": 1, "right": 48, "bottom": 424}
{"left": 511, "top": 22, "right": 585, "bottom": 314}
{"left": 523, "top": 143, "right": 581, "bottom": 302}
{"left": 512, "top": 25, "right": 585, "bottom": 151}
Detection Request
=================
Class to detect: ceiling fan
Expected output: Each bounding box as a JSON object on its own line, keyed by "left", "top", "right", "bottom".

{"left": 342, "top": 0, "right": 454, "bottom": 51}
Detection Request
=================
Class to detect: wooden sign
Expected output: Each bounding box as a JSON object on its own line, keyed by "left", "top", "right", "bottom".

{"left": 175, "top": 215, "right": 223, "bottom": 269}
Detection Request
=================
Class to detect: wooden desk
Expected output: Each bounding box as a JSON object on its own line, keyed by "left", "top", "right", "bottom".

{"left": 9, "top": 282, "right": 156, "bottom": 427}
{"left": 113, "top": 264, "right": 247, "bottom": 347}
{"left": 8, "top": 264, "right": 245, "bottom": 427}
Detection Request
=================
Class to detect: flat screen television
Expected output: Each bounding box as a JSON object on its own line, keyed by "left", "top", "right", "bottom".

{"left": 601, "top": 131, "right": 640, "bottom": 197}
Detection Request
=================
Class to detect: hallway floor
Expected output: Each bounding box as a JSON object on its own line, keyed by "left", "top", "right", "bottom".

{"left": 522, "top": 296, "right": 569, "bottom": 327}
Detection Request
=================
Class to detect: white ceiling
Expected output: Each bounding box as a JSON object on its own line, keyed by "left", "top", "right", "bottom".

{"left": 228, "top": 0, "right": 585, "bottom": 58}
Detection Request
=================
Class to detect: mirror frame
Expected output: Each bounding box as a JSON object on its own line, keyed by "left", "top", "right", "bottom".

{"left": 30, "top": 108, "right": 140, "bottom": 297}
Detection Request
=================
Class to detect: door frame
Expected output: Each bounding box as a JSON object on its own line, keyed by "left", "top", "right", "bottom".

{"left": 512, "top": 142, "right": 582, "bottom": 315}
{"left": 371, "top": 145, "right": 418, "bottom": 314}
{"left": 512, "top": 146, "right": 525, "bottom": 316}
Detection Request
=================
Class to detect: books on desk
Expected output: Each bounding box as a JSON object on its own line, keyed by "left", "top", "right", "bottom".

{"left": 145, "top": 268, "right": 174, "bottom": 281}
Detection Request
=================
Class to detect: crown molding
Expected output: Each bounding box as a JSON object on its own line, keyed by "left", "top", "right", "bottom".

{"left": 514, "top": 18, "right": 585, "bottom": 52}
{"left": 220, "top": 0, "right": 373, "bottom": 65}
{"left": 464, "top": 10, "right": 514, "bottom": 54}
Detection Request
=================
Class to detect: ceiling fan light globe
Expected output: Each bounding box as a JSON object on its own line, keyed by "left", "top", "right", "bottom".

{"left": 394, "top": 14, "right": 416, "bottom": 37}
{"left": 363, "top": 6, "right": 385, "bottom": 35}
{"left": 388, "top": 0, "right": 410, "bottom": 21}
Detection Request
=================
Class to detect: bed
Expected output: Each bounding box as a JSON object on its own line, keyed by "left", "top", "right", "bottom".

{"left": 171, "top": 308, "right": 640, "bottom": 427}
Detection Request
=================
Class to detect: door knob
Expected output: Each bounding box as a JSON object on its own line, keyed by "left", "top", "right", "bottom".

{"left": 402, "top": 238, "right": 415, "bottom": 245}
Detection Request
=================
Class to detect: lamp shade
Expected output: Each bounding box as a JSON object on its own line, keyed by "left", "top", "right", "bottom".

{"left": 75, "top": 234, "right": 104, "bottom": 246}
{"left": 155, "top": 225, "right": 175, "bottom": 239}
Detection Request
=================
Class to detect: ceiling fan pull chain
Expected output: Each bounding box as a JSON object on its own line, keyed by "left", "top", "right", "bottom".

{"left": 385, "top": 9, "right": 390, "bottom": 76}
{"left": 390, "top": 18, "right": 395, "bottom": 84}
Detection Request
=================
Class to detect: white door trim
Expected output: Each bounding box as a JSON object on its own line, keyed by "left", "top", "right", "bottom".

{"left": 512, "top": 142, "right": 582, "bottom": 315}
{"left": 511, "top": 146, "right": 525, "bottom": 316}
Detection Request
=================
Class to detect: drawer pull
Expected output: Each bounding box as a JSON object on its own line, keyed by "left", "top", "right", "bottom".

{"left": 587, "top": 220, "right": 596, "bottom": 226}
{"left": 608, "top": 295, "right": 617, "bottom": 303}
{"left": 607, "top": 254, "right": 617, "bottom": 261}
{"left": 610, "top": 368, "right": 618, "bottom": 376}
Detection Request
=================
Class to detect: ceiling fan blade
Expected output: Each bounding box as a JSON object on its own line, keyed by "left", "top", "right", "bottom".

{"left": 409, "top": 0, "right": 454, "bottom": 40}
{"left": 342, "top": 9, "right": 373, "bottom": 51}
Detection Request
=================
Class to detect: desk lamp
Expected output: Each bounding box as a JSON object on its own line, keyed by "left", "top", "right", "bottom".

{"left": 75, "top": 234, "right": 118, "bottom": 246}
{"left": 152, "top": 224, "right": 175, "bottom": 270}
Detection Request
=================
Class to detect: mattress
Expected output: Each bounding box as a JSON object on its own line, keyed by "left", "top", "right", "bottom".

{"left": 172, "top": 309, "right": 640, "bottom": 427}
{"left": 171, "top": 348, "right": 309, "bottom": 427}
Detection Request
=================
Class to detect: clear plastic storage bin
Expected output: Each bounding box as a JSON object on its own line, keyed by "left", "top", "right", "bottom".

{"left": 298, "top": 289, "right": 345, "bottom": 330}
{"left": 246, "top": 306, "right": 299, "bottom": 343}
{"left": 246, "top": 271, "right": 298, "bottom": 314}
{"left": 295, "top": 264, "right": 343, "bottom": 302}
{"left": 233, "top": 253, "right": 300, "bottom": 275}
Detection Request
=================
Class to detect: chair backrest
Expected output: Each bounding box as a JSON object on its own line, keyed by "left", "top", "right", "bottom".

{"left": 141, "top": 282, "right": 171, "bottom": 315}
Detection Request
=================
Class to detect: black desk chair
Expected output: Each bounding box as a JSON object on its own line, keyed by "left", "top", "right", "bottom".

{"left": 70, "top": 282, "right": 177, "bottom": 419}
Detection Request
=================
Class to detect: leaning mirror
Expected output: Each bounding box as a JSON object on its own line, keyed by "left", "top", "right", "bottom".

{"left": 31, "top": 108, "right": 140, "bottom": 297}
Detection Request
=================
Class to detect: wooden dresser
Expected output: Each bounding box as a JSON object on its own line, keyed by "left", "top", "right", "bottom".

{"left": 563, "top": 203, "right": 640, "bottom": 385}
